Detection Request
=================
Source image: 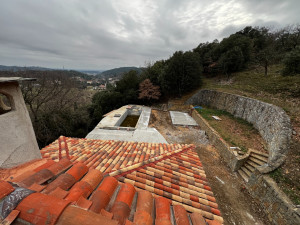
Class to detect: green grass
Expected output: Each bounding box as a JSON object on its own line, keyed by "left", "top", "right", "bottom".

{"left": 203, "top": 65, "right": 300, "bottom": 96}
{"left": 196, "top": 107, "right": 255, "bottom": 130}
{"left": 269, "top": 168, "right": 300, "bottom": 205}
{"left": 196, "top": 107, "right": 260, "bottom": 153}
{"left": 196, "top": 107, "right": 227, "bottom": 120}
{"left": 202, "top": 65, "right": 300, "bottom": 122}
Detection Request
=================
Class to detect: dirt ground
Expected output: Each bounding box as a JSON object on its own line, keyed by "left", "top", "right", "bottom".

{"left": 149, "top": 109, "right": 271, "bottom": 225}
{"left": 149, "top": 110, "right": 209, "bottom": 145}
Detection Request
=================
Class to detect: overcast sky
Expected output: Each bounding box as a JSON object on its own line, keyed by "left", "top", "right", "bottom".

{"left": 0, "top": 0, "right": 299, "bottom": 70}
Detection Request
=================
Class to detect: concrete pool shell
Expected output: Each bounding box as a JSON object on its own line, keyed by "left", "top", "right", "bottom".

{"left": 86, "top": 105, "right": 168, "bottom": 143}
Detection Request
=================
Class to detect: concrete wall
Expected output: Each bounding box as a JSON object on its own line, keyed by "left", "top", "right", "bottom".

{"left": 187, "top": 89, "right": 292, "bottom": 173}
{"left": 114, "top": 110, "right": 129, "bottom": 127}
{"left": 0, "top": 82, "right": 41, "bottom": 168}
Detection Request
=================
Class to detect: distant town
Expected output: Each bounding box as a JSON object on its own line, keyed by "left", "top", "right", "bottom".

{"left": 72, "top": 75, "right": 119, "bottom": 91}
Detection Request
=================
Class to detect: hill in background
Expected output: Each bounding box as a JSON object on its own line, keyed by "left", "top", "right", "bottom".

{"left": 0, "top": 65, "right": 55, "bottom": 72}
{"left": 96, "top": 66, "right": 143, "bottom": 79}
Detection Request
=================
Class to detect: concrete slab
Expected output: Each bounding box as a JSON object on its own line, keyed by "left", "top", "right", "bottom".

{"left": 132, "top": 128, "right": 167, "bottom": 143}
{"left": 86, "top": 129, "right": 134, "bottom": 141}
{"left": 136, "top": 106, "right": 151, "bottom": 129}
{"left": 86, "top": 127, "right": 167, "bottom": 143}
{"left": 95, "top": 105, "right": 128, "bottom": 128}
{"left": 169, "top": 111, "right": 198, "bottom": 126}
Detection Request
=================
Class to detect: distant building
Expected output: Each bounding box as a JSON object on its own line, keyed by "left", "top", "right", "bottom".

{"left": 99, "top": 84, "right": 106, "bottom": 90}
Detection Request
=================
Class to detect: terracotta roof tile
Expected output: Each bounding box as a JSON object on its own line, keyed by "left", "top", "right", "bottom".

{"left": 190, "top": 212, "right": 207, "bottom": 225}
{"left": 155, "top": 196, "right": 172, "bottom": 225}
{"left": 0, "top": 180, "right": 14, "bottom": 199}
{"left": 173, "top": 204, "right": 190, "bottom": 225}
{"left": 89, "top": 176, "right": 119, "bottom": 213}
{"left": 1, "top": 210, "right": 20, "bottom": 225}
{"left": 56, "top": 205, "right": 119, "bottom": 225}
{"left": 15, "top": 192, "right": 70, "bottom": 225}
{"left": 0, "top": 136, "right": 224, "bottom": 224}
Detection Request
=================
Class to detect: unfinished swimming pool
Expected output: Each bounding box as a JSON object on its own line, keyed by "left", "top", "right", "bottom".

{"left": 112, "top": 105, "right": 143, "bottom": 128}
{"left": 120, "top": 115, "right": 140, "bottom": 127}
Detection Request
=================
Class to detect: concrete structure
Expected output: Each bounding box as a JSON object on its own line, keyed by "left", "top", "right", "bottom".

{"left": 86, "top": 127, "right": 167, "bottom": 143}
{"left": 86, "top": 105, "right": 167, "bottom": 143}
{"left": 94, "top": 105, "right": 144, "bottom": 129}
{"left": 0, "top": 77, "right": 41, "bottom": 168}
{"left": 170, "top": 111, "right": 198, "bottom": 126}
{"left": 187, "top": 89, "right": 292, "bottom": 173}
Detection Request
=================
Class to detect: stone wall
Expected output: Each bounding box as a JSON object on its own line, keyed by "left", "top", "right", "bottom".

{"left": 191, "top": 108, "right": 238, "bottom": 170}
{"left": 248, "top": 171, "right": 300, "bottom": 225}
{"left": 187, "top": 89, "right": 292, "bottom": 173}
{"left": 0, "top": 81, "right": 41, "bottom": 168}
{"left": 191, "top": 107, "right": 300, "bottom": 225}
{"left": 191, "top": 108, "right": 249, "bottom": 171}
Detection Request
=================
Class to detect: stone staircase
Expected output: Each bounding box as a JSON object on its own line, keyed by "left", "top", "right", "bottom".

{"left": 237, "top": 150, "right": 269, "bottom": 182}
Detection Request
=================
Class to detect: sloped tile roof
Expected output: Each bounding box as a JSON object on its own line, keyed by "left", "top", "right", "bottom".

{"left": 0, "top": 137, "right": 223, "bottom": 225}
{"left": 41, "top": 137, "right": 189, "bottom": 172}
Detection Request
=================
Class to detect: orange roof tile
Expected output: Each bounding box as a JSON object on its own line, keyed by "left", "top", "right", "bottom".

{"left": 0, "top": 180, "right": 14, "bottom": 199}
{"left": 0, "top": 136, "right": 223, "bottom": 224}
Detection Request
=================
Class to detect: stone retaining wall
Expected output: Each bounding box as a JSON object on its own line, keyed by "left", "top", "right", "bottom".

{"left": 187, "top": 89, "right": 292, "bottom": 173}
{"left": 190, "top": 108, "right": 245, "bottom": 171}
{"left": 191, "top": 108, "right": 300, "bottom": 225}
{"left": 248, "top": 171, "right": 300, "bottom": 225}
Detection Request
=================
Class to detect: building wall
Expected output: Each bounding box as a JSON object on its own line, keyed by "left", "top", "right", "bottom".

{"left": 186, "top": 89, "right": 292, "bottom": 173}
{"left": 0, "top": 82, "right": 41, "bottom": 168}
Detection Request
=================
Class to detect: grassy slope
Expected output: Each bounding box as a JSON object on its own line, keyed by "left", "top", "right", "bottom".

{"left": 196, "top": 107, "right": 267, "bottom": 153}
{"left": 202, "top": 65, "right": 300, "bottom": 122}
{"left": 200, "top": 64, "right": 300, "bottom": 204}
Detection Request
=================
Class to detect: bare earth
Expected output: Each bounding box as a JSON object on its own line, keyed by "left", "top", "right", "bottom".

{"left": 149, "top": 109, "right": 271, "bottom": 225}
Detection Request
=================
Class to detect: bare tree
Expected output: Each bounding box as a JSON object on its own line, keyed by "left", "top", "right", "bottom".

{"left": 20, "top": 71, "right": 83, "bottom": 122}
{"left": 0, "top": 70, "right": 90, "bottom": 146}
{"left": 138, "top": 79, "right": 161, "bottom": 102}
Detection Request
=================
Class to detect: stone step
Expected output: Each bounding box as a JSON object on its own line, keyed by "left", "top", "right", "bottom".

{"left": 241, "top": 166, "right": 252, "bottom": 177}
{"left": 244, "top": 163, "right": 255, "bottom": 172}
{"left": 247, "top": 160, "right": 260, "bottom": 168}
{"left": 249, "top": 149, "right": 269, "bottom": 158}
{"left": 251, "top": 153, "right": 268, "bottom": 163}
{"left": 237, "top": 151, "right": 245, "bottom": 155}
{"left": 249, "top": 156, "right": 266, "bottom": 166}
{"left": 238, "top": 169, "right": 249, "bottom": 182}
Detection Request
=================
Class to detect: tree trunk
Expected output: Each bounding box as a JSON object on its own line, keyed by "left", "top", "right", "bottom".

{"left": 264, "top": 61, "right": 268, "bottom": 76}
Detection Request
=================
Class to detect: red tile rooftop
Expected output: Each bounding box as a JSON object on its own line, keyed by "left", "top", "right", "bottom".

{"left": 0, "top": 136, "right": 223, "bottom": 225}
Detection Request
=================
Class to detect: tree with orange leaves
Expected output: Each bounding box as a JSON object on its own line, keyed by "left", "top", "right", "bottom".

{"left": 138, "top": 79, "right": 161, "bottom": 103}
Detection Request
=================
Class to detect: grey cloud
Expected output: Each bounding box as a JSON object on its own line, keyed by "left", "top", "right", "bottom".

{"left": 0, "top": 0, "right": 299, "bottom": 70}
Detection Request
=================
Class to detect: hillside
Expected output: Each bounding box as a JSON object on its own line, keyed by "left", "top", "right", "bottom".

{"left": 199, "top": 65, "right": 300, "bottom": 204}
{"left": 0, "top": 65, "right": 54, "bottom": 72}
{"left": 77, "top": 70, "right": 104, "bottom": 76}
{"left": 0, "top": 67, "right": 93, "bottom": 80}
{"left": 97, "top": 66, "right": 143, "bottom": 78}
